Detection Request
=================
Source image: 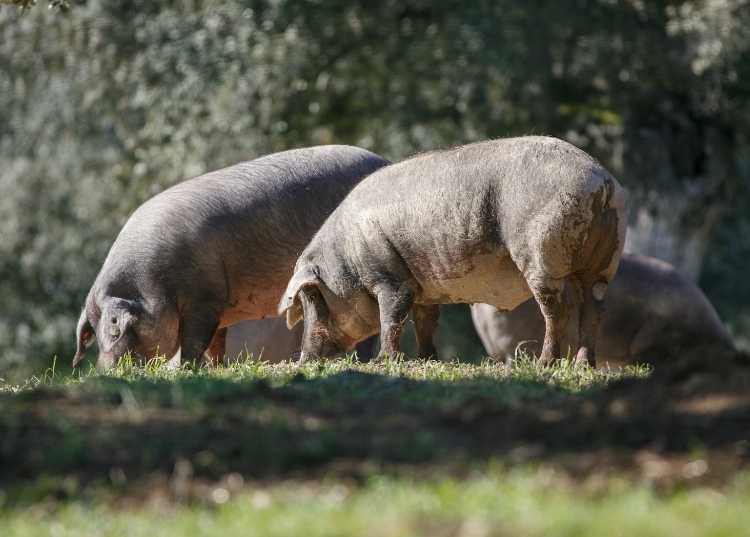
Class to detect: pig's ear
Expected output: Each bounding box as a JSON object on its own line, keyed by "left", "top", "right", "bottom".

{"left": 73, "top": 308, "right": 95, "bottom": 367}
{"left": 285, "top": 299, "right": 305, "bottom": 330}
{"left": 278, "top": 266, "right": 320, "bottom": 329}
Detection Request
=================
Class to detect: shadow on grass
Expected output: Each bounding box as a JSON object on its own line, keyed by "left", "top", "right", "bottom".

{"left": 1, "top": 365, "right": 749, "bottom": 503}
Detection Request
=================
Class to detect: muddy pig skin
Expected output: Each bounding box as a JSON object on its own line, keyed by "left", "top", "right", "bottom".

{"left": 73, "top": 145, "right": 390, "bottom": 369}
{"left": 279, "top": 136, "right": 628, "bottom": 366}
{"left": 471, "top": 254, "right": 735, "bottom": 367}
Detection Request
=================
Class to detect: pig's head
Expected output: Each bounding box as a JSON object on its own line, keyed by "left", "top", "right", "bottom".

{"left": 74, "top": 297, "right": 174, "bottom": 370}
{"left": 279, "top": 265, "right": 375, "bottom": 363}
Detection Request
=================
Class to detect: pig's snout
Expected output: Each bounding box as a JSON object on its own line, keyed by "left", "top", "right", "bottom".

{"left": 96, "top": 348, "right": 147, "bottom": 371}
{"left": 95, "top": 352, "right": 118, "bottom": 371}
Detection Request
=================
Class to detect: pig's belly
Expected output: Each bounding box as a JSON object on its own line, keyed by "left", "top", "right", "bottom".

{"left": 219, "top": 279, "right": 287, "bottom": 327}
{"left": 416, "top": 253, "right": 532, "bottom": 310}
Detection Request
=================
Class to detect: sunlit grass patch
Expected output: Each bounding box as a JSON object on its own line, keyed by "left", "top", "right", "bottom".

{"left": 1, "top": 352, "right": 651, "bottom": 395}
{"left": 0, "top": 354, "right": 652, "bottom": 434}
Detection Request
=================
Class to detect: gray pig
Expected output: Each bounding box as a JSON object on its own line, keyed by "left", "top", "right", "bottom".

{"left": 225, "top": 319, "right": 376, "bottom": 362}
{"left": 279, "top": 136, "right": 627, "bottom": 366}
{"left": 225, "top": 319, "right": 304, "bottom": 362}
{"left": 74, "top": 145, "right": 390, "bottom": 369}
{"left": 471, "top": 254, "right": 735, "bottom": 367}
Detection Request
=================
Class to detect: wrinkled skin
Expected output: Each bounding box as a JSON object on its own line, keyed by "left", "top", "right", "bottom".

{"left": 471, "top": 254, "right": 736, "bottom": 367}
{"left": 225, "top": 318, "right": 376, "bottom": 363}
{"left": 280, "top": 137, "right": 628, "bottom": 367}
{"left": 74, "top": 146, "right": 390, "bottom": 369}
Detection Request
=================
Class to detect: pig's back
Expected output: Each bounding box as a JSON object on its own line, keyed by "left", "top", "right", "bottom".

{"left": 336, "top": 137, "right": 606, "bottom": 250}
{"left": 332, "top": 137, "right": 607, "bottom": 307}
{"left": 102, "top": 145, "right": 388, "bottom": 284}
{"left": 124, "top": 146, "right": 386, "bottom": 250}
{"left": 604, "top": 255, "right": 733, "bottom": 350}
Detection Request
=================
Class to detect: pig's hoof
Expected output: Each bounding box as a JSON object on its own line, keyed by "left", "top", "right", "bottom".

{"left": 165, "top": 358, "right": 181, "bottom": 371}
{"left": 574, "top": 347, "right": 595, "bottom": 369}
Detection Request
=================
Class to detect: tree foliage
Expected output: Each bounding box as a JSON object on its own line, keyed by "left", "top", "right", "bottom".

{"left": 1, "top": 0, "right": 749, "bottom": 377}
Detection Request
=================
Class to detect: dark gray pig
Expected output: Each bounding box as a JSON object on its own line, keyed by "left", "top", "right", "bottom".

{"left": 74, "top": 145, "right": 390, "bottom": 369}
{"left": 471, "top": 254, "right": 735, "bottom": 367}
{"left": 279, "top": 136, "right": 627, "bottom": 366}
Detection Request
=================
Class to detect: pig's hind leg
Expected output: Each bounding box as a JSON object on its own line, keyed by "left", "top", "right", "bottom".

{"left": 413, "top": 304, "right": 439, "bottom": 359}
{"left": 527, "top": 277, "right": 568, "bottom": 366}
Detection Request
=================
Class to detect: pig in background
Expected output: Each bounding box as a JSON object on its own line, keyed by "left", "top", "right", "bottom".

{"left": 471, "top": 254, "right": 736, "bottom": 368}
{"left": 280, "top": 136, "right": 627, "bottom": 367}
{"left": 225, "top": 318, "right": 303, "bottom": 362}
{"left": 74, "top": 145, "right": 390, "bottom": 370}
{"left": 224, "top": 319, "right": 376, "bottom": 363}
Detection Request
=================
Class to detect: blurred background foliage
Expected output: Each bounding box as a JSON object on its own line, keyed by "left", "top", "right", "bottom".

{"left": 1, "top": 0, "right": 749, "bottom": 379}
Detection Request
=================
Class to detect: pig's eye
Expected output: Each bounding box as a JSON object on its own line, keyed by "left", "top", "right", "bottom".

{"left": 111, "top": 317, "right": 117, "bottom": 324}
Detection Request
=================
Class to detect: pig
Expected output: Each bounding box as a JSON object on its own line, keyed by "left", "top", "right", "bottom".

{"left": 225, "top": 319, "right": 376, "bottom": 362}
{"left": 471, "top": 254, "right": 736, "bottom": 367}
{"left": 279, "top": 136, "right": 628, "bottom": 366}
{"left": 73, "top": 145, "right": 390, "bottom": 369}
{"left": 225, "top": 319, "right": 304, "bottom": 362}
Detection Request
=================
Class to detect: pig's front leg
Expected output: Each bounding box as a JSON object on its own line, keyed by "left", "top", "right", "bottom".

{"left": 375, "top": 283, "right": 414, "bottom": 359}
{"left": 413, "top": 304, "right": 439, "bottom": 359}
{"left": 179, "top": 312, "right": 220, "bottom": 367}
{"left": 353, "top": 336, "right": 377, "bottom": 362}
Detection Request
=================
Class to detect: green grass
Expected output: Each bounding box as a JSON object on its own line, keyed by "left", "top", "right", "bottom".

{"left": 3, "top": 468, "right": 750, "bottom": 537}
{"left": 1, "top": 354, "right": 651, "bottom": 427}
{"left": 1, "top": 355, "right": 649, "bottom": 486}
{"left": 1, "top": 355, "right": 748, "bottom": 536}
{"left": 4, "top": 352, "right": 650, "bottom": 392}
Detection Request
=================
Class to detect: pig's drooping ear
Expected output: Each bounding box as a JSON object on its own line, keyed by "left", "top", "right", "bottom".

{"left": 278, "top": 266, "right": 320, "bottom": 329}
{"left": 73, "top": 308, "right": 95, "bottom": 367}
{"left": 285, "top": 296, "right": 305, "bottom": 330}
